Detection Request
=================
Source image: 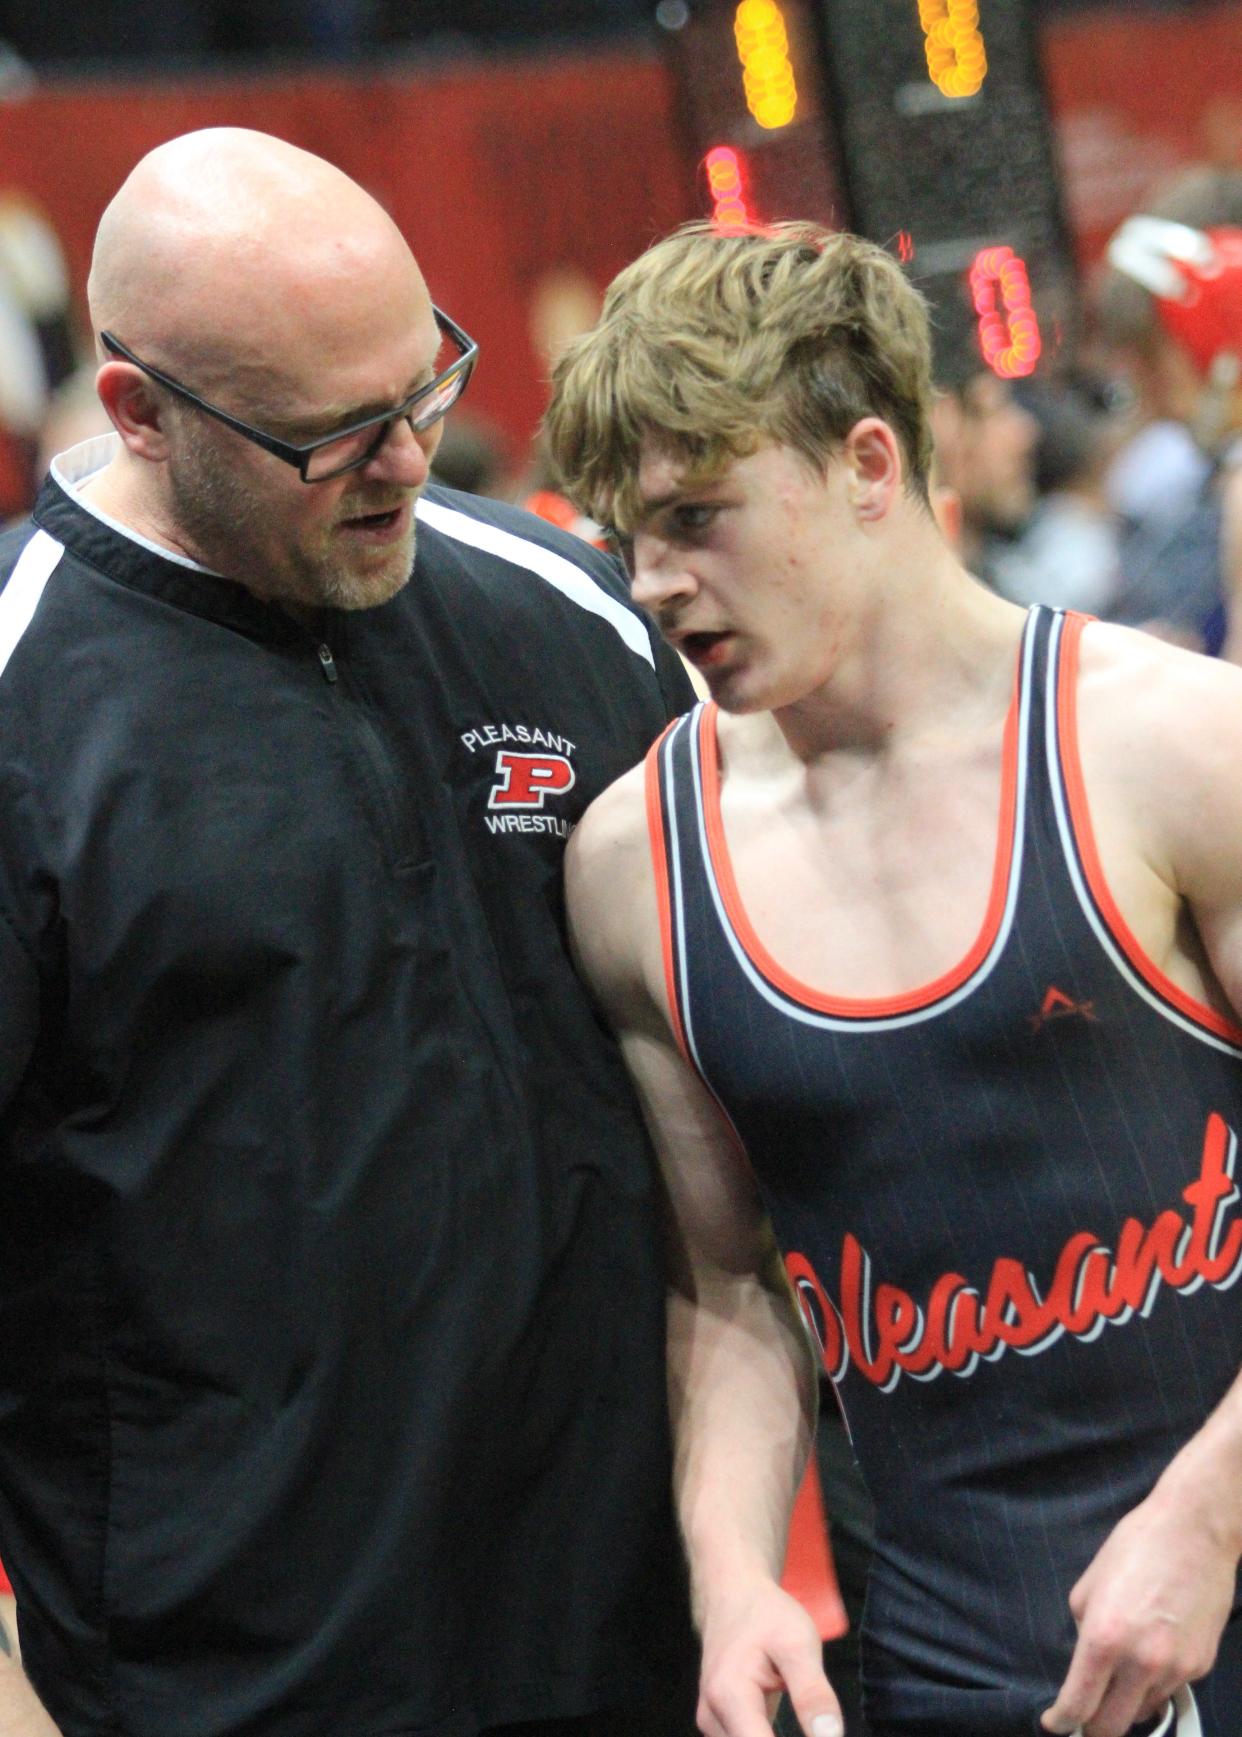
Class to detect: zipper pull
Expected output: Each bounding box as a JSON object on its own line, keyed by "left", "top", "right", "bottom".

{"left": 317, "top": 643, "right": 338, "bottom": 684}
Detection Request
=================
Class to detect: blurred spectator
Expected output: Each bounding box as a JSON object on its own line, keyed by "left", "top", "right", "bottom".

{"left": 526, "top": 432, "right": 611, "bottom": 549}
{"left": 1106, "top": 415, "right": 1211, "bottom": 528}
{"left": 990, "top": 376, "right": 1129, "bottom": 615}
{"left": 35, "top": 362, "right": 111, "bottom": 480}
{"left": 0, "top": 193, "right": 76, "bottom": 518}
{"left": 929, "top": 368, "right": 1039, "bottom": 587}
{"left": 428, "top": 411, "right": 511, "bottom": 497}
{"left": 1094, "top": 168, "right": 1242, "bottom": 654}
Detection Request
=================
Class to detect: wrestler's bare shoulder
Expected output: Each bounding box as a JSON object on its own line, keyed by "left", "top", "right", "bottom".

{"left": 569, "top": 758, "right": 650, "bottom": 886}
{"left": 1076, "top": 620, "right": 1242, "bottom": 903}
{"left": 1077, "top": 618, "right": 1242, "bottom": 789}
{"left": 565, "top": 759, "right": 662, "bottom": 1013}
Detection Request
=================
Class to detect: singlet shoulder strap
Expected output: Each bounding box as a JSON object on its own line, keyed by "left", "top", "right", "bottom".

{"left": 1043, "top": 609, "right": 1242, "bottom": 1051}
{"left": 643, "top": 703, "right": 712, "bottom": 1062}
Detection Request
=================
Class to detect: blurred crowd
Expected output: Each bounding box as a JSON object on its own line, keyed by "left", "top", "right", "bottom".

{"left": 2, "top": 40, "right": 1242, "bottom": 1737}
{"left": 4, "top": 144, "right": 1242, "bottom": 667}
{"left": 935, "top": 166, "right": 1242, "bottom": 663}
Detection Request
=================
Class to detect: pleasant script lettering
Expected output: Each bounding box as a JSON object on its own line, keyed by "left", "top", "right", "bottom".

{"left": 787, "top": 1113, "right": 1242, "bottom": 1393}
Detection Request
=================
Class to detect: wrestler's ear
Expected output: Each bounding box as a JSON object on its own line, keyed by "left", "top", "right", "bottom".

{"left": 843, "top": 416, "right": 901, "bottom": 522}
{"left": 95, "top": 361, "right": 174, "bottom": 462}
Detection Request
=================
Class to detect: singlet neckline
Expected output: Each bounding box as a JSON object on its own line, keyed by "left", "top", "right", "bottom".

{"left": 693, "top": 620, "right": 1028, "bottom": 1019}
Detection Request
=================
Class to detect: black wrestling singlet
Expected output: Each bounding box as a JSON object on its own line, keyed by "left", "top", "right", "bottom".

{"left": 647, "top": 607, "right": 1242, "bottom": 1737}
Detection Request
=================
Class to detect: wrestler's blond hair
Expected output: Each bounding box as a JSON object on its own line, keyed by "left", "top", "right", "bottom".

{"left": 545, "top": 220, "right": 935, "bottom": 534}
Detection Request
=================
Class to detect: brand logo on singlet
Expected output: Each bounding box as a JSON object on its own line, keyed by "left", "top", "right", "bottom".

{"left": 460, "top": 722, "right": 578, "bottom": 839}
{"left": 1029, "top": 985, "right": 1097, "bottom": 1032}
{"left": 787, "top": 1114, "right": 1242, "bottom": 1393}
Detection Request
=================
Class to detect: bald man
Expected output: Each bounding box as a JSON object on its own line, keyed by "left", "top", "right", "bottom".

{"left": 0, "top": 130, "right": 698, "bottom": 1737}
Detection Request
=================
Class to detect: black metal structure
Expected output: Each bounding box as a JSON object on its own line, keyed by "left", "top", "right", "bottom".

{"left": 660, "top": 0, "right": 1082, "bottom": 382}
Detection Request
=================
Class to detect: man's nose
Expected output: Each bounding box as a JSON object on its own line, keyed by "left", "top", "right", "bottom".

{"left": 364, "top": 414, "right": 435, "bottom": 487}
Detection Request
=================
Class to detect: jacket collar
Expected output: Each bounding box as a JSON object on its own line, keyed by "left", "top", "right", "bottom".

{"left": 36, "top": 436, "right": 317, "bottom": 647}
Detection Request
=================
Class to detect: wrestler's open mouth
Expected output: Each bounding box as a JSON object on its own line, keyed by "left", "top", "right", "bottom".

{"left": 680, "top": 631, "right": 732, "bottom": 667}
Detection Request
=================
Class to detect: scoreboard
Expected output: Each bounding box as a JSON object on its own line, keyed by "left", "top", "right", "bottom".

{"left": 660, "top": 0, "right": 1080, "bottom": 382}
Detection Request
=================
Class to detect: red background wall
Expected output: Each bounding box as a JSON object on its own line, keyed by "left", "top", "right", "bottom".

{"left": 0, "top": 47, "right": 693, "bottom": 451}
{"left": 0, "top": 4, "right": 1240, "bottom": 456}
{"left": 1040, "top": 2, "right": 1242, "bottom": 271}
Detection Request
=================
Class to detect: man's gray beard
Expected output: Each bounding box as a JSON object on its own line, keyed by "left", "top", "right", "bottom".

{"left": 166, "top": 431, "right": 414, "bottom": 611}
{"left": 317, "top": 525, "right": 416, "bottom": 610}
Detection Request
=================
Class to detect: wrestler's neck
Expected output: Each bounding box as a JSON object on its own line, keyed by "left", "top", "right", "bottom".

{"left": 734, "top": 531, "right": 1025, "bottom": 768}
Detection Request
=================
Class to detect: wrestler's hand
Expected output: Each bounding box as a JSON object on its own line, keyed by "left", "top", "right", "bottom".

{"left": 696, "top": 1573, "right": 844, "bottom": 1737}
{"left": 1040, "top": 1476, "right": 1235, "bottom": 1737}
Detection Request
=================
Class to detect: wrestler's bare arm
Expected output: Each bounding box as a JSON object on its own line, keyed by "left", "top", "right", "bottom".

{"left": 0, "top": 1645, "right": 62, "bottom": 1736}
{"left": 1044, "top": 626, "right": 1242, "bottom": 1737}
{"left": 566, "top": 768, "right": 840, "bottom": 1737}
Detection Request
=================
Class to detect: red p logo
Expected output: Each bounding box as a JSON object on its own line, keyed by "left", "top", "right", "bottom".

{"left": 488, "top": 751, "right": 576, "bottom": 810}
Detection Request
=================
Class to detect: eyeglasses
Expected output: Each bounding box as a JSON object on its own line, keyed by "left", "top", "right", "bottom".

{"left": 99, "top": 306, "right": 479, "bottom": 483}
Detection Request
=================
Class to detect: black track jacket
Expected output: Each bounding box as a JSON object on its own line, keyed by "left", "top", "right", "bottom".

{"left": 0, "top": 445, "right": 695, "bottom": 1737}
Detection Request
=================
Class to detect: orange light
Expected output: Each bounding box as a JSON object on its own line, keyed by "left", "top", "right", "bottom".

{"left": 896, "top": 231, "right": 915, "bottom": 264}
{"left": 704, "top": 146, "right": 753, "bottom": 229}
{"left": 917, "top": 0, "right": 987, "bottom": 99}
{"left": 734, "top": 0, "right": 798, "bottom": 130}
{"left": 969, "top": 246, "right": 1042, "bottom": 379}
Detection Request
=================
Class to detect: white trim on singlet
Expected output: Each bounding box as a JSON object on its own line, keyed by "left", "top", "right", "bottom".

{"left": 666, "top": 610, "right": 1039, "bottom": 1035}
{"left": 416, "top": 497, "right": 654, "bottom": 667}
{"left": 0, "top": 529, "right": 64, "bottom": 680}
{"left": 1044, "top": 611, "right": 1242, "bottom": 1059}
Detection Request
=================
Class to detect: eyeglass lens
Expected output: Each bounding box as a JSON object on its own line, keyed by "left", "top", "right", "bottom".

{"left": 302, "top": 358, "right": 473, "bottom": 482}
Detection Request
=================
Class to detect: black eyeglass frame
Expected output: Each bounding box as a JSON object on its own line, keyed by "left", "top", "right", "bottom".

{"left": 99, "top": 306, "right": 479, "bottom": 483}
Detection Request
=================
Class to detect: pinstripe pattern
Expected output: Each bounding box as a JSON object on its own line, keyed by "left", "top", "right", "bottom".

{"left": 649, "top": 606, "right": 1242, "bottom": 1735}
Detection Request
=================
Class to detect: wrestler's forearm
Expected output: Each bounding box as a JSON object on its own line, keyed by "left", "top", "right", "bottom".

{"left": 668, "top": 1248, "right": 817, "bottom": 1618}
{"left": 1042, "top": 1361, "right": 1242, "bottom": 1733}
{"left": 1155, "top": 1362, "right": 1242, "bottom": 1554}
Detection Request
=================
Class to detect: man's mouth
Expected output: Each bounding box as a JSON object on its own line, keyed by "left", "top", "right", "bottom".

{"left": 338, "top": 502, "right": 410, "bottom": 540}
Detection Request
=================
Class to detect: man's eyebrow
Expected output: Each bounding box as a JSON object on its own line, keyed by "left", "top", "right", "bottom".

{"left": 279, "top": 370, "right": 436, "bottom": 438}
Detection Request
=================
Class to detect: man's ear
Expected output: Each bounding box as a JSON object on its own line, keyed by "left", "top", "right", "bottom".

{"left": 94, "top": 361, "right": 173, "bottom": 462}
{"left": 844, "top": 416, "right": 902, "bottom": 521}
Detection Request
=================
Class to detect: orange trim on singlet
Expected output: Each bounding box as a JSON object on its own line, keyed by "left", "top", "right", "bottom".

{"left": 644, "top": 722, "right": 693, "bottom": 1062}
{"left": 695, "top": 662, "right": 1023, "bottom": 1020}
{"left": 1056, "top": 611, "right": 1242, "bottom": 1045}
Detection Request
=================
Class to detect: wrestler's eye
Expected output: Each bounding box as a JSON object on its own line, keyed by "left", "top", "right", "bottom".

{"left": 671, "top": 503, "right": 720, "bottom": 535}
